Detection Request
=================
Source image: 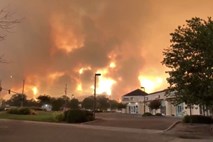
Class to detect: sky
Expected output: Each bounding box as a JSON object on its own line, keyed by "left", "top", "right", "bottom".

{"left": 0, "top": 0, "right": 213, "bottom": 100}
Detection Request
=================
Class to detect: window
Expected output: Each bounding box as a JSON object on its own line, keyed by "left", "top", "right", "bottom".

{"left": 122, "top": 98, "right": 129, "bottom": 101}
{"left": 177, "top": 106, "right": 182, "bottom": 113}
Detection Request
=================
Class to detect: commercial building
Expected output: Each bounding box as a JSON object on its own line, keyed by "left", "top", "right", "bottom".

{"left": 121, "top": 89, "right": 201, "bottom": 117}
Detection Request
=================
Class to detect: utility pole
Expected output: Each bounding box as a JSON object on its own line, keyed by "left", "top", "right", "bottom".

{"left": 65, "top": 83, "right": 67, "bottom": 96}
{"left": 0, "top": 80, "right": 2, "bottom": 92}
{"left": 0, "top": 80, "right": 2, "bottom": 107}
{"left": 64, "top": 83, "right": 68, "bottom": 109}
{"left": 21, "top": 79, "right": 25, "bottom": 107}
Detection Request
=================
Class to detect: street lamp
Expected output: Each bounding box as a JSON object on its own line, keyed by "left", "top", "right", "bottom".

{"left": 93, "top": 73, "right": 101, "bottom": 118}
{"left": 141, "top": 87, "right": 146, "bottom": 113}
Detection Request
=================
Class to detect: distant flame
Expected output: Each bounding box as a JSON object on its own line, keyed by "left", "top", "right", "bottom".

{"left": 79, "top": 66, "right": 91, "bottom": 74}
{"left": 109, "top": 62, "right": 116, "bottom": 68}
{"left": 96, "top": 76, "right": 116, "bottom": 96}
{"left": 76, "top": 83, "right": 82, "bottom": 91}
{"left": 48, "top": 72, "right": 64, "bottom": 80}
{"left": 32, "top": 86, "right": 38, "bottom": 95}
{"left": 138, "top": 75, "right": 163, "bottom": 93}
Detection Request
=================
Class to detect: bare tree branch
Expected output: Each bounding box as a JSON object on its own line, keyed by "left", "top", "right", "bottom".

{"left": 0, "top": 8, "right": 20, "bottom": 63}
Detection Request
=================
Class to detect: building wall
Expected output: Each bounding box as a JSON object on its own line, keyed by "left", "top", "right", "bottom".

{"left": 183, "top": 104, "right": 200, "bottom": 115}
{"left": 122, "top": 90, "right": 202, "bottom": 117}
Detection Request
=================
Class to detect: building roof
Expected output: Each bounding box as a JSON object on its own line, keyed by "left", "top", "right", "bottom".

{"left": 123, "top": 89, "right": 148, "bottom": 97}
{"left": 148, "top": 89, "right": 167, "bottom": 95}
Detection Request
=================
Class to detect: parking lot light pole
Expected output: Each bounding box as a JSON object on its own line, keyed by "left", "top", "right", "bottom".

{"left": 93, "top": 73, "right": 101, "bottom": 119}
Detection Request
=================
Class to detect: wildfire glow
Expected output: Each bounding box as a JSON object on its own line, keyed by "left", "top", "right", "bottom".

{"left": 32, "top": 86, "right": 38, "bottom": 100}
{"left": 109, "top": 62, "right": 116, "bottom": 68}
{"left": 50, "top": 14, "right": 84, "bottom": 53}
{"left": 97, "top": 68, "right": 108, "bottom": 75}
{"left": 32, "top": 86, "right": 38, "bottom": 95}
{"left": 138, "top": 76, "right": 163, "bottom": 93}
{"left": 97, "top": 77, "right": 116, "bottom": 96}
{"left": 48, "top": 72, "right": 64, "bottom": 80}
{"left": 79, "top": 66, "right": 91, "bottom": 74}
{"left": 76, "top": 83, "right": 82, "bottom": 91}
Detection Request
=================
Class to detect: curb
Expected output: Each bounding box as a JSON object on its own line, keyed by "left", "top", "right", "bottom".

{"left": 163, "top": 120, "right": 181, "bottom": 132}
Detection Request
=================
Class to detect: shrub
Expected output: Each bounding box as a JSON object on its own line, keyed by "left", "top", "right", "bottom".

{"left": 142, "top": 112, "right": 153, "bottom": 116}
{"left": 0, "top": 107, "right": 5, "bottom": 111}
{"left": 7, "top": 108, "right": 19, "bottom": 114}
{"left": 18, "top": 108, "right": 31, "bottom": 115}
{"left": 7, "top": 107, "right": 32, "bottom": 115}
{"left": 155, "top": 113, "right": 163, "bottom": 116}
{"left": 64, "top": 109, "right": 94, "bottom": 123}
{"left": 183, "top": 115, "right": 213, "bottom": 124}
{"left": 54, "top": 113, "right": 64, "bottom": 122}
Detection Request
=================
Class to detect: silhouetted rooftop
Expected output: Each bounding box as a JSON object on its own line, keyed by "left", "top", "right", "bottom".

{"left": 123, "top": 89, "right": 148, "bottom": 97}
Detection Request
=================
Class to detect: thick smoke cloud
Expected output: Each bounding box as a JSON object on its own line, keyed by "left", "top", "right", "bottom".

{"left": 0, "top": 0, "right": 213, "bottom": 100}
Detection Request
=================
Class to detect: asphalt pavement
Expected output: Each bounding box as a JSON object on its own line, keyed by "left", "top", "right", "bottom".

{"left": 0, "top": 113, "right": 212, "bottom": 142}
{"left": 0, "top": 119, "right": 174, "bottom": 142}
{"left": 86, "top": 112, "right": 181, "bottom": 130}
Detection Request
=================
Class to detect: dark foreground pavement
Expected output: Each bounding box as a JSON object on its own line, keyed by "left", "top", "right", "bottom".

{"left": 0, "top": 113, "right": 212, "bottom": 142}
{"left": 0, "top": 119, "right": 174, "bottom": 142}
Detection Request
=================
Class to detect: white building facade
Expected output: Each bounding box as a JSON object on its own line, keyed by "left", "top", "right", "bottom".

{"left": 122, "top": 89, "right": 201, "bottom": 117}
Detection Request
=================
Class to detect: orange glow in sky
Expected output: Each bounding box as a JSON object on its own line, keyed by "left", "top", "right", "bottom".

{"left": 48, "top": 72, "right": 64, "bottom": 81}
{"left": 50, "top": 14, "right": 84, "bottom": 53}
{"left": 79, "top": 67, "right": 91, "bottom": 74}
{"left": 138, "top": 75, "right": 163, "bottom": 93}
{"left": 97, "top": 76, "right": 116, "bottom": 96}
{"left": 76, "top": 83, "right": 82, "bottom": 91}
{"left": 109, "top": 62, "right": 116, "bottom": 68}
{"left": 2, "top": 0, "right": 210, "bottom": 100}
{"left": 32, "top": 86, "right": 38, "bottom": 95}
{"left": 32, "top": 86, "right": 38, "bottom": 100}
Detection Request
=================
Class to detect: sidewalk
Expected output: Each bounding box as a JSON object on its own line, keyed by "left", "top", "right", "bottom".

{"left": 164, "top": 122, "right": 213, "bottom": 141}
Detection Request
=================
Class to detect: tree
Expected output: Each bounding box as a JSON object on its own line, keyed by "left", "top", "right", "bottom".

{"left": 82, "top": 96, "right": 94, "bottom": 110}
{"left": 0, "top": 9, "right": 20, "bottom": 63}
{"left": 0, "top": 99, "right": 6, "bottom": 109}
{"left": 117, "top": 103, "right": 127, "bottom": 109}
{"left": 149, "top": 99, "right": 161, "bottom": 114}
{"left": 108, "top": 100, "right": 119, "bottom": 110}
{"left": 25, "top": 99, "right": 39, "bottom": 107}
{"left": 68, "top": 98, "right": 80, "bottom": 109}
{"left": 37, "top": 95, "right": 51, "bottom": 105}
{"left": 96, "top": 95, "right": 110, "bottom": 111}
{"left": 51, "top": 95, "right": 71, "bottom": 111}
{"left": 162, "top": 17, "right": 213, "bottom": 113}
{"left": 6, "top": 93, "right": 27, "bottom": 107}
{"left": 51, "top": 97, "right": 65, "bottom": 111}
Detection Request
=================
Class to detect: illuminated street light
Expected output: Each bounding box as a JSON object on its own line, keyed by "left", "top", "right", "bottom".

{"left": 93, "top": 73, "right": 101, "bottom": 118}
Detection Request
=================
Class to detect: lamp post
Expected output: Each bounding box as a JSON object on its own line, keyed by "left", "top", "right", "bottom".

{"left": 141, "top": 87, "right": 146, "bottom": 113}
{"left": 93, "top": 73, "right": 101, "bottom": 118}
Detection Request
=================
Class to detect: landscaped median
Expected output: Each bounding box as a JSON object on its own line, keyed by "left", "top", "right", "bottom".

{"left": 0, "top": 108, "right": 94, "bottom": 123}
{"left": 0, "top": 110, "right": 61, "bottom": 122}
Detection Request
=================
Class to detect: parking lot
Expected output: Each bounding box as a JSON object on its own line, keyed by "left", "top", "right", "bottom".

{"left": 85, "top": 112, "right": 181, "bottom": 130}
